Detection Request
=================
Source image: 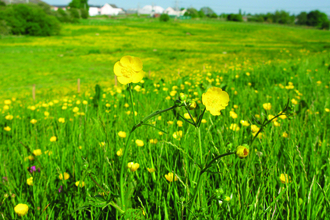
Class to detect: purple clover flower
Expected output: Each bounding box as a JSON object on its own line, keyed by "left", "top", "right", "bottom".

{"left": 58, "top": 185, "right": 63, "bottom": 193}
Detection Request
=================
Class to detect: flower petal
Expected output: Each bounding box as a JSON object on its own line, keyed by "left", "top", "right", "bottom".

{"left": 114, "top": 61, "right": 123, "bottom": 77}
{"left": 131, "top": 57, "right": 143, "bottom": 71}
{"left": 120, "top": 56, "right": 132, "bottom": 67}
{"left": 131, "top": 70, "right": 144, "bottom": 83}
{"left": 117, "top": 76, "right": 132, "bottom": 85}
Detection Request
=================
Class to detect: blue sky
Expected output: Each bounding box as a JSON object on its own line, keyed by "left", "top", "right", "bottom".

{"left": 43, "top": 0, "right": 330, "bottom": 15}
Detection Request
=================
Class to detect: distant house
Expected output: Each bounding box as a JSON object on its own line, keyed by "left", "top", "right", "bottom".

{"left": 51, "top": 5, "right": 68, "bottom": 11}
{"left": 164, "top": 7, "right": 186, "bottom": 17}
{"left": 100, "top": 3, "right": 124, "bottom": 16}
{"left": 89, "top": 5, "right": 102, "bottom": 16}
{"left": 138, "top": 5, "right": 164, "bottom": 16}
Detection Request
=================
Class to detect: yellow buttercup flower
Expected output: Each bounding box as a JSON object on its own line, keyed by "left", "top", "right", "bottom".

{"left": 27, "top": 177, "right": 33, "bottom": 186}
{"left": 282, "top": 132, "right": 289, "bottom": 138}
{"left": 14, "top": 204, "right": 29, "bottom": 217}
{"left": 167, "top": 121, "right": 174, "bottom": 125}
{"left": 263, "top": 103, "right": 272, "bottom": 110}
{"left": 58, "top": 118, "right": 65, "bottom": 123}
{"left": 4, "top": 126, "right": 11, "bottom": 132}
{"left": 30, "top": 119, "right": 37, "bottom": 124}
{"left": 116, "top": 148, "right": 123, "bottom": 156}
{"left": 147, "top": 168, "right": 156, "bottom": 173}
{"left": 33, "top": 149, "right": 42, "bottom": 156}
{"left": 165, "top": 172, "right": 178, "bottom": 182}
{"left": 240, "top": 120, "right": 250, "bottom": 127}
{"left": 73, "top": 107, "right": 79, "bottom": 113}
{"left": 75, "top": 181, "right": 85, "bottom": 188}
{"left": 173, "top": 131, "right": 183, "bottom": 140}
{"left": 5, "top": 115, "right": 13, "bottom": 120}
{"left": 136, "top": 139, "right": 144, "bottom": 147}
{"left": 236, "top": 145, "right": 249, "bottom": 158}
{"left": 202, "top": 87, "right": 229, "bottom": 116}
{"left": 59, "top": 172, "right": 70, "bottom": 180}
{"left": 177, "top": 120, "right": 183, "bottom": 127}
{"left": 279, "top": 174, "right": 291, "bottom": 184}
{"left": 230, "top": 124, "right": 240, "bottom": 131}
{"left": 114, "top": 56, "right": 144, "bottom": 85}
{"left": 230, "top": 111, "right": 237, "bottom": 119}
{"left": 149, "top": 139, "right": 158, "bottom": 144}
{"left": 50, "top": 136, "right": 57, "bottom": 142}
{"left": 127, "top": 162, "right": 140, "bottom": 172}
{"left": 251, "top": 125, "right": 260, "bottom": 133}
{"left": 291, "top": 99, "right": 298, "bottom": 105}
{"left": 118, "top": 131, "right": 126, "bottom": 138}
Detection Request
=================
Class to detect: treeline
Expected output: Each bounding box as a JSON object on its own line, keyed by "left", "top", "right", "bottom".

{"left": 247, "top": 10, "right": 329, "bottom": 29}
{"left": 0, "top": 0, "right": 89, "bottom": 36}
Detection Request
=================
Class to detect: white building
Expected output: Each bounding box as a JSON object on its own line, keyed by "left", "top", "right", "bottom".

{"left": 138, "top": 5, "right": 164, "bottom": 15}
{"left": 100, "top": 3, "right": 124, "bottom": 16}
{"left": 164, "top": 7, "right": 186, "bottom": 17}
{"left": 89, "top": 7, "right": 101, "bottom": 16}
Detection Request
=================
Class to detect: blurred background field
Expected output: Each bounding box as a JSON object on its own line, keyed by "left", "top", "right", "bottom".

{"left": 1, "top": 16, "right": 330, "bottom": 219}
{"left": 1, "top": 18, "right": 330, "bottom": 99}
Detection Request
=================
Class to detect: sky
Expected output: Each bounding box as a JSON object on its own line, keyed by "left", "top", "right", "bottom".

{"left": 43, "top": 0, "right": 330, "bottom": 15}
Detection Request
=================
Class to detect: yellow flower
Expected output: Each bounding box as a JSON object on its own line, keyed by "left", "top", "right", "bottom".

{"left": 75, "top": 181, "right": 85, "bottom": 188}
{"left": 224, "top": 196, "right": 231, "bottom": 201}
{"left": 147, "top": 168, "right": 156, "bottom": 173}
{"left": 263, "top": 103, "right": 272, "bottom": 110}
{"left": 173, "top": 131, "right": 183, "bottom": 140}
{"left": 167, "top": 121, "right": 174, "bottom": 125}
{"left": 201, "top": 119, "right": 207, "bottom": 124}
{"left": 50, "top": 136, "right": 57, "bottom": 142}
{"left": 170, "top": 90, "right": 177, "bottom": 96}
{"left": 44, "top": 111, "right": 50, "bottom": 117}
{"left": 30, "top": 106, "right": 36, "bottom": 111}
{"left": 282, "top": 132, "right": 289, "bottom": 138}
{"left": 177, "top": 120, "right": 183, "bottom": 127}
{"left": 273, "top": 121, "right": 281, "bottom": 127}
{"left": 252, "top": 132, "right": 263, "bottom": 139}
{"left": 58, "top": 118, "right": 65, "bottom": 123}
{"left": 73, "top": 107, "right": 79, "bottom": 113}
{"left": 5, "top": 115, "right": 13, "bottom": 120}
{"left": 59, "top": 172, "right": 70, "bottom": 180}
{"left": 30, "top": 119, "right": 37, "bottom": 124}
{"left": 184, "top": 113, "right": 191, "bottom": 119}
{"left": 33, "top": 149, "right": 42, "bottom": 156}
{"left": 230, "top": 124, "right": 240, "bottom": 131}
{"left": 251, "top": 125, "right": 260, "bottom": 133}
{"left": 118, "top": 131, "right": 127, "bottom": 138}
{"left": 325, "top": 108, "right": 330, "bottom": 112}
{"left": 165, "top": 172, "right": 178, "bottom": 182}
{"left": 230, "top": 111, "right": 237, "bottom": 119}
{"left": 236, "top": 145, "right": 249, "bottom": 158}
{"left": 4, "top": 126, "right": 11, "bottom": 132}
{"left": 4, "top": 99, "right": 12, "bottom": 105}
{"left": 279, "top": 174, "right": 291, "bottom": 184}
{"left": 202, "top": 87, "right": 229, "bottom": 116}
{"left": 291, "top": 99, "right": 298, "bottom": 105}
{"left": 240, "top": 120, "right": 250, "bottom": 127}
{"left": 99, "top": 142, "right": 106, "bottom": 147}
{"left": 127, "top": 162, "right": 140, "bottom": 172}
{"left": 279, "top": 114, "right": 287, "bottom": 119}
{"left": 149, "top": 139, "right": 158, "bottom": 144}
{"left": 14, "top": 204, "right": 29, "bottom": 217}
{"left": 134, "top": 85, "right": 141, "bottom": 92}
{"left": 116, "top": 148, "right": 123, "bottom": 156}
{"left": 136, "top": 139, "right": 144, "bottom": 147}
{"left": 124, "top": 103, "right": 129, "bottom": 108}
{"left": 27, "top": 177, "right": 33, "bottom": 186}
{"left": 114, "top": 56, "right": 144, "bottom": 85}
{"left": 83, "top": 100, "right": 88, "bottom": 105}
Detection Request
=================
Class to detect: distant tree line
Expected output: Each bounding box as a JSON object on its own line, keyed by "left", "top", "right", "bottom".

{"left": 0, "top": 0, "right": 89, "bottom": 36}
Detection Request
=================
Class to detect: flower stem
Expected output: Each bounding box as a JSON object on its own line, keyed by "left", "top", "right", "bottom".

{"left": 197, "top": 127, "right": 203, "bottom": 165}
{"left": 128, "top": 84, "right": 136, "bottom": 125}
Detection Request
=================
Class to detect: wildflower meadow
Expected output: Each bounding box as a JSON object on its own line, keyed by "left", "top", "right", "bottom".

{"left": 1, "top": 18, "right": 330, "bottom": 219}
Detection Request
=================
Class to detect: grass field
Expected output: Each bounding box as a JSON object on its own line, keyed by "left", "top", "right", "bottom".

{"left": 1, "top": 18, "right": 330, "bottom": 219}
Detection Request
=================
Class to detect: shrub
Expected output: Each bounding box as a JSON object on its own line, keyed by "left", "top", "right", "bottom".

{"left": 184, "top": 8, "right": 199, "bottom": 18}
{"left": 160, "top": 14, "right": 170, "bottom": 22}
{"left": 70, "top": 8, "right": 80, "bottom": 19}
{"left": 80, "top": 9, "right": 89, "bottom": 19}
{"left": 0, "top": 20, "right": 10, "bottom": 35}
{"left": 3, "top": 4, "right": 61, "bottom": 36}
{"left": 227, "top": 14, "right": 243, "bottom": 22}
{"left": 321, "top": 20, "right": 330, "bottom": 30}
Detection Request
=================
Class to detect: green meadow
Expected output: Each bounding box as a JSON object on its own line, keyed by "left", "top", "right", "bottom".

{"left": 1, "top": 18, "right": 330, "bottom": 219}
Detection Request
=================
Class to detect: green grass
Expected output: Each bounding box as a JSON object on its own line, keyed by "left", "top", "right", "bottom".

{"left": 0, "top": 18, "right": 330, "bottom": 219}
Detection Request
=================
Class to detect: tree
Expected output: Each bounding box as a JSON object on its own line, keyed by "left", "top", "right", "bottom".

{"left": 296, "top": 12, "right": 307, "bottom": 25}
{"left": 200, "top": 7, "right": 215, "bottom": 17}
{"left": 306, "top": 10, "right": 328, "bottom": 28}
{"left": 184, "top": 7, "right": 199, "bottom": 18}
{"left": 198, "top": 9, "right": 205, "bottom": 18}
{"left": 69, "top": 0, "right": 89, "bottom": 11}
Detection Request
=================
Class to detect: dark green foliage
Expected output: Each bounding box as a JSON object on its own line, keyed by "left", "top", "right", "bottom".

{"left": 306, "top": 10, "right": 329, "bottom": 28}
{"left": 200, "top": 7, "right": 215, "bottom": 17}
{"left": 296, "top": 12, "right": 308, "bottom": 25}
{"left": 159, "top": 14, "right": 170, "bottom": 22}
{"left": 272, "top": 10, "right": 294, "bottom": 24}
{"left": 184, "top": 8, "right": 199, "bottom": 18}
{"left": 81, "top": 8, "right": 89, "bottom": 19}
{"left": 1, "top": 4, "right": 60, "bottom": 36}
{"left": 70, "top": 8, "right": 80, "bottom": 19}
{"left": 321, "top": 20, "right": 330, "bottom": 30}
{"left": 0, "top": 0, "right": 5, "bottom": 6}
{"left": 210, "top": 13, "right": 218, "bottom": 18}
{"left": 0, "top": 20, "right": 10, "bottom": 35}
{"left": 69, "top": 0, "right": 89, "bottom": 11}
{"left": 55, "top": 8, "right": 73, "bottom": 23}
{"left": 227, "top": 14, "right": 243, "bottom": 22}
{"left": 198, "top": 10, "right": 205, "bottom": 18}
